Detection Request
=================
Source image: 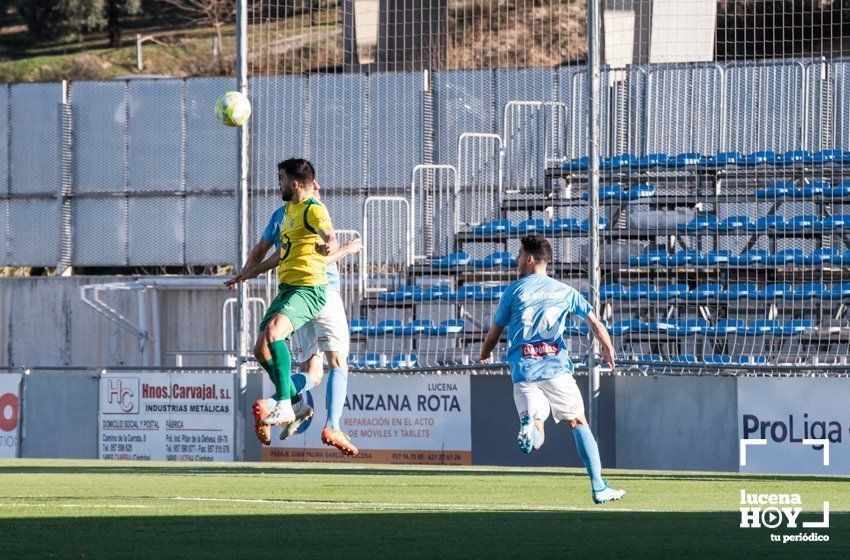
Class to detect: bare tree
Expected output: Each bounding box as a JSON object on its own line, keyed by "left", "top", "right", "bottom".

{"left": 160, "top": 0, "right": 236, "bottom": 50}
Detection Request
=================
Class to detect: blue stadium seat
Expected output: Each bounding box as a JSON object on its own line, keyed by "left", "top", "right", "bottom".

{"left": 698, "top": 250, "right": 733, "bottom": 265}
{"left": 472, "top": 251, "right": 515, "bottom": 268}
{"left": 756, "top": 215, "right": 787, "bottom": 230}
{"left": 796, "top": 248, "right": 842, "bottom": 266}
{"left": 416, "top": 285, "right": 454, "bottom": 301}
{"left": 792, "top": 181, "right": 829, "bottom": 198}
{"left": 651, "top": 283, "right": 690, "bottom": 300}
{"left": 635, "top": 153, "right": 669, "bottom": 169}
{"left": 648, "top": 320, "right": 679, "bottom": 333}
{"left": 436, "top": 319, "right": 464, "bottom": 335}
{"left": 719, "top": 215, "right": 756, "bottom": 231}
{"left": 401, "top": 320, "right": 436, "bottom": 336}
{"left": 450, "top": 285, "right": 484, "bottom": 301}
{"left": 566, "top": 321, "right": 589, "bottom": 337}
{"left": 349, "top": 319, "right": 372, "bottom": 335}
{"left": 703, "top": 355, "right": 734, "bottom": 364}
{"left": 759, "top": 283, "right": 794, "bottom": 299}
{"left": 670, "top": 354, "right": 699, "bottom": 363}
{"left": 428, "top": 252, "right": 471, "bottom": 268}
{"left": 687, "top": 283, "right": 725, "bottom": 300}
{"left": 620, "top": 284, "right": 657, "bottom": 300}
{"left": 743, "top": 151, "right": 778, "bottom": 166}
{"left": 710, "top": 319, "right": 747, "bottom": 336}
{"left": 768, "top": 249, "right": 803, "bottom": 266}
{"left": 669, "top": 250, "right": 703, "bottom": 266}
{"left": 636, "top": 354, "right": 665, "bottom": 362}
{"left": 743, "top": 320, "right": 784, "bottom": 336}
{"left": 579, "top": 217, "right": 609, "bottom": 231}
{"left": 728, "top": 250, "right": 771, "bottom": 265}
{"left": 756, "top": 182, "right": 794, "bottom": 199}
{"left": 368, "top": 320, "right": 404, "bottom": 336}
{"left": 791, "top": 283, "right": 828, "bottom": 300}
{"left": 739, "top": 356, "right": 769, "bottom": 365}
{"left": 827, "top": 182, "right": 850, "bottom": 199}
{"left": 672, "top": 319, "right": 710, "bottom": 336}
{"left": 630, "top": 250, "right": 669, "bottom": 266}
{"left": 610, "top": 321, "right": 636, "bottom": 335}
{"left": 392, "top": 354, "right": 419, "bottom": 368}
{"left": 712, "top": 151, "right": 745, "bottom": 166}
{"left": 828, "top": 283, "right": 850, "bottom": 299}
{"left": 551, "top": 218, "right": 581, "bottom": 233}
{"left": 678, "top": 215, "right": 720, "bottom": 231}
{"left": 780, "top": 150, "right": 812, "bottom": 164}
{"left": 381, "top": 286, "right": 423, "bottom": 302}
{"left": 517, "top": 218, "right": 547, "bottom": 234}
{"left": 472, "top": 219, "right": 514, "bottom": 235}
{"left": 478, "top": 285, "right": 508, "bottom": 301}
{"left": 726, "top": 283, "right": 760, "bottom": 300}
{"left": 562, "top": 157, "right": 588, "bottom": 171}
{"left": 822, "top": 214, "right": 850, "bottom": 229}
{"left": 781, "top": 320, "right": 817, "bottom": 336}
{"left": 582, "top": 185, "right": 623, "bottom": 201}
{"left": 787, "top": 214, "right": 822, "bottom": 230}
{"left": 360, "top": 354, "right": 385, "bottom": 367}
{"left": 347, "top": 353, "right": 361, "bottom": 367}
{"left": 673, "top": 152, "right": 704, "bottom": 167}
{"left": 813, "top": 149, "right": 843, "bottom": 163}
{"left": 605, "top": 154, "right": 639, "bottom": 169}
{"left": 625, "top": 184, "right": 656, "bottom": 200}
{"left": 600, "top": 284, "right": 625, "bottom": 299}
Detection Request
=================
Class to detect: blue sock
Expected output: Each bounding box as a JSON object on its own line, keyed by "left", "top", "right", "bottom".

{"left": 573, "top": 424, "right": 605, "bottom": 492}
{"left": 290, "top": 372, "right": 316, "bottom": 396}
{"left": 326, "top": 367, "right": 347, "bottom": 430}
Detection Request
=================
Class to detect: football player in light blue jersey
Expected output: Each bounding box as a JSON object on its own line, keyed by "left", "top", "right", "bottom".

{"left": 226, "top": 183, "right": 361, "bottom": 456}
{"left": 480, "top": 235, "right": 625, "bottom": 504}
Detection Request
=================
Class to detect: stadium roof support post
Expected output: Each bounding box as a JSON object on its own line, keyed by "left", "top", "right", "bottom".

{"left": 586, "top": 0, "right": 603, "bottom": 437}
{"left": 235, "top": 0, "right": 249, "bottom": 462}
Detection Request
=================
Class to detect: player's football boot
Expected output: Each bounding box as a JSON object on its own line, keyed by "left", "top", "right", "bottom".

{"left": 263, "top": 399, "right": 296, "bottom": 426}
{"left": 517, "top": 412, "right": 536, "bottom": 454}
{"left": 592, "top": 482, "right": 626, "bottom": 504}
{"left": 321, "top": 427, "right": 359, "bottom": 456}
{"left": 252, "top": 398, "right": 272, "bottom": 445}
{"left": 279, "top": 399, "right": 314, "bottom": 440}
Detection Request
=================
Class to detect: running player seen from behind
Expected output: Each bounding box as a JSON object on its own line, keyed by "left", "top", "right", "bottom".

{"left": 229, "top": 183, "right": 361, "bottom": 456}
{"left": 247, "top": 159, "right": 337, "bottom": 430}
{"left": 480, "top": 235, "right": 625, "bottom": 504}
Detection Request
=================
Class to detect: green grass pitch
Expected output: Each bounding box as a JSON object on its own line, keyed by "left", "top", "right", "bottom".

{"left": 0, "top": 460, "right": 847, "bottom": 559}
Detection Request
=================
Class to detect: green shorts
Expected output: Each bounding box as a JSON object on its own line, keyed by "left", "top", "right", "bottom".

{"left": 258, "top": 284, "right": 327, "bottom": 337}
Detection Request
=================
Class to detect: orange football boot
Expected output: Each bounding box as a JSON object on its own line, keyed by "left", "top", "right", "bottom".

{"left": 321, "top": 427, "right": 359, "bottom": 456}
{"left": 252, "top": 399, "right": 271, "bottom": 445}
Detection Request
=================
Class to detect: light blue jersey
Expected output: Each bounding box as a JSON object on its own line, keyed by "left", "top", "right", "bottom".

{"left": 262, "top": 205, "right": 340, "bottom": 292}
{"left": 493, "top": 274, "right": 592, "bottom": 383}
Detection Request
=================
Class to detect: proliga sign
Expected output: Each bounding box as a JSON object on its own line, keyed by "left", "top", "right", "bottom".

{"left": 98, "top": 372, "right": 235, "bottom": 462}
{"left": 263, "top": 373, "right": 472, "bottom": 464}
{"left": 738, "top": 377, "right": 850, "bottom": 474}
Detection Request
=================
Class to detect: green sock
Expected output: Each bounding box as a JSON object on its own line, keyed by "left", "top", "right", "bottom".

{"left": 259, "top": 359, "right": 282, "bottom": 400}
{"left": 268, "top": 340, "right": 293, "bottom": 403}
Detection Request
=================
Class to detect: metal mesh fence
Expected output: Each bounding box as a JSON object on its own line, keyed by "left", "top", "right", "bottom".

{"left": 242, "top": 1, "right": 850, "bottom": 373}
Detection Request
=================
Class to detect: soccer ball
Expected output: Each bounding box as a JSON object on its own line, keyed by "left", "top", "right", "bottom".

{"left": 215, "top": 91, "right": 251, "bottom": 127}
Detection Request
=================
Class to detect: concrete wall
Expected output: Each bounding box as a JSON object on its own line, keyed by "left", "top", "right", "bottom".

{"left": 614, "top": 375, "right": 739, "bottom": 471}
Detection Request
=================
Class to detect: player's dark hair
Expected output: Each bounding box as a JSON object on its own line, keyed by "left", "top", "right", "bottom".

{"left": 277, "top": 158, "right": 316, "bottom": 183}
{"left": 520, "top": 235, "right": 553, "bottom": 264}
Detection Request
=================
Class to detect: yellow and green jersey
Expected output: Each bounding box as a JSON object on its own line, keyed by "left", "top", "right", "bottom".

{"left": 277, "top": 197, "right": 333, "bottom": 286}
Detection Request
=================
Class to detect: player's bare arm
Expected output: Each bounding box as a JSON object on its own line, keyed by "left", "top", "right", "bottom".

{"left": 225, "top": 238, "right": 273, "bottom": 288}
{"left": 480, "top": 324, "right": 504, "bottom": 362}
{"left": 584, "top": 311, "right": 616, "bottom": 368}
{"left": 315, "top": 224, "right": 339, "bottom": 256}
{"left": 326, "top": 237, "right": 362, "bottom": 265}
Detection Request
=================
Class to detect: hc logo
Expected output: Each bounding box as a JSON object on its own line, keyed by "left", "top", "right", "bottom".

{"left": 103, "top": 378, "right": 139, "bottom": 414}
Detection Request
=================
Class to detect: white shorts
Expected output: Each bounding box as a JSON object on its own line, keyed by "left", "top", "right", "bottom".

{"left": 512, "top": 374, "right": 585, "bottom": 424}
{"left": 291, "top": 290, "right": 350, "bottom": 364}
